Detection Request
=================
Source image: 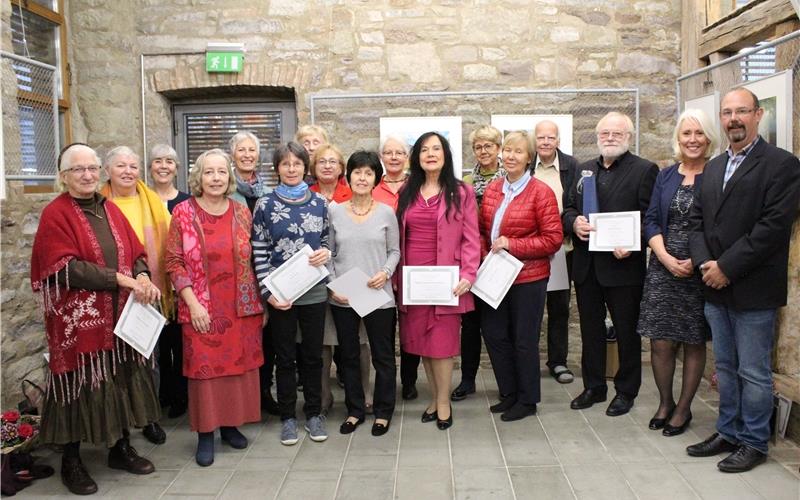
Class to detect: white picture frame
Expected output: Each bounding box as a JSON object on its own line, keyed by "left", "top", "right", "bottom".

{"left": 379, "top": 116, "right": 463, "bottom": 178}
{"left": 490, "top": 114, "right": 574, "bottom": 155}
{"left": 684, "top": 92, "right": 721, "bottom": 156}
{"left": 739, "top": 70, "right": 793, "bottom": 151}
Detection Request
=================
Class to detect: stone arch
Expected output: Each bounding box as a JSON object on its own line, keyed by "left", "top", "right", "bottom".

{"left": 148, "top": 60, "right": 315, "bottom": 95}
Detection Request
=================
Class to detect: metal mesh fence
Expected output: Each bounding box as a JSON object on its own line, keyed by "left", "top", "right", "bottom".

{"left": 1, "top": 51, "right": 60, "bottom": 180}
{"left": 677, "top": 30, "right": 800, "bottom": 157}
{"left": 309, "top": 89, "right": 639, "bottom": 176}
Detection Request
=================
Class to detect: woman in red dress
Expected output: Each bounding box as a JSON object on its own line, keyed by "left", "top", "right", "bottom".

{"left": 165, "top": 149, "right": 264, "bottom": 467}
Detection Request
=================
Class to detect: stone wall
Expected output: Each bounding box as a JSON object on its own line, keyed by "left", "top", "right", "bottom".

{"left": 2, "top": 0, "right": 685, "bottom": 408}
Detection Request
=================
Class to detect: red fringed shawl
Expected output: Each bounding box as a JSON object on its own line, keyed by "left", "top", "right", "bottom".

{"left": 30, "top": 193, "right": 146, "bottom": 403}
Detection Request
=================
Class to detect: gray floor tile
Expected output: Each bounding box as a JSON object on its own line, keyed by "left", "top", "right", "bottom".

{"left": 335, "top": 469, "right": 395, "bottom": 500}
{"left": 621, "top": 463, "right": 700, "bottom": 500}
{"left": 275, "top": 470, "right": 340, "bottom": 499}
{"left": 218, "top": 469, "right": 285, "bottom": 500}
{"left": 395, "top": 466, "right": 453, "bottom": 500}
{"left": 674, "top": 462, "right": 762, "bottom": 500}
{"left": 453, "top": 467, "right": 513, "bottom": 499}
{"left": 738, "top": 459, "right": 800, "bottom": 500}
{"left": 563, "top": 464, "right": 637, "bottom": 500}
{"left": 510, "top": 466, "right": 575, "bottom": 500}
{"left": 164, "top": 468, "right": 233, "bottom": 496}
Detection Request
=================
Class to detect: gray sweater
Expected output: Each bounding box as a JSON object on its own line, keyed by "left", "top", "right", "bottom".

{"left": 328, "top": 202, "right": 400, "bottom": 308}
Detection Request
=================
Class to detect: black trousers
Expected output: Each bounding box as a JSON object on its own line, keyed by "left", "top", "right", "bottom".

{"left": 545, "top": 250, "right": 573, "bottom": 369}
{"left": 574, "top": 262, "right": 643, "bottom": 399}
{"left": 458, "top": 299, "right": 484, "bottom": 382}
{"left": 481, "top": 280, "right": 547, "bottom": 406}
{"left": 268, "top": 302, "right": 326, "bottom": 420}
{"left": 157, "top": 321, "right": 187, "bottom": 406}
{"left": 259, "top": 321, "right": 276, "bottom": 392}
{"left": 331, "top": 306, "right": 397, "bottom": 420}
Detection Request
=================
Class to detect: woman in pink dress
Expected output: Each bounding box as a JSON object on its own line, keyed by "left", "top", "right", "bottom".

{"left": 396, "top": 132, "right": 480, "bottom": 430}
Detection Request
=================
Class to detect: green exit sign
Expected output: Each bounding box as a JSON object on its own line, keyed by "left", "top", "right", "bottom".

{"left": 206, "top": 52, "right": 243, "bottom": 73}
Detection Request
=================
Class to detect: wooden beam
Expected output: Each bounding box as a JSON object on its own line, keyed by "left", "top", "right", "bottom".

{"left": 791, "top": 0, "right": 800, "bottom": 18}
{"left": 699, "top": 0, "right": 798, "bottom": 58}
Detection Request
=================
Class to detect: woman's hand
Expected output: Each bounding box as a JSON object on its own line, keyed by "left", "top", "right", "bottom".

{"left": 330, "top": 291, "right": 349, "bottom": 305}
{"left": 367, "top": 270, "right": 389, "bottom": 289}
{"left": 117, "top": 273, "right": 161, "bottom": 304}
{"left": 188, "top": 302, "right": 210, "bottom": 333}
{"left": 308, "top": 249, "right": 331, "bottom": 267}
{"left": 612, "top": 248, "right": 631, "bottom": 260}
{"left": 268, "top": 294, "right": 292, "bottom": 311}
{"left": 491, "top": 236, "right": 509, "bottom": 254}
{"left": 453, "top": 278, "right": 472, "bottom": 297}
{"left": 135, "top": 273, "right": 161, "bottom": 304}
{"left": 659, "top": 254, "right": 693, "bottom": 278}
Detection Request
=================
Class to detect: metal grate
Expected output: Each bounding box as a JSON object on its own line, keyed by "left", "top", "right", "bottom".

{"left": 184, "top": 111, "right": 284, "bottom": 188}
{"left": 740, "top": 45, "right": 776, "bottom": 81}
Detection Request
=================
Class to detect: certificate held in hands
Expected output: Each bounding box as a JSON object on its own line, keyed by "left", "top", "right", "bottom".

{"left": 471, "top": 250, "right": 523, "bottom": 309}
{"left": 588, "top": 211, "right": 641, "bottom": 252}
{"left": 114, "top": 294, "right": 167, "bottom": 359}
{"left": 263, "top": 244, "right": 330, "bottom": 303}
{"left": 402, "top": 266, "right": 459, "bottom": 306}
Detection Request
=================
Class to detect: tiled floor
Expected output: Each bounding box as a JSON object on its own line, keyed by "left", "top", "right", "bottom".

{"left": 18, "top": 361, "right": 800, "bottom": 499}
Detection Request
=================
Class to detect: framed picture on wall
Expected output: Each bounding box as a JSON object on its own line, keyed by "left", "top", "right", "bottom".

{"left": 490, "top": 114, "right": 574, "bottom": 155}
{"left": 738, "top": 70, "right": 793, "bottom": 151}
{"left": 379, "top": 116, "right": 463, "bottom": 178}
{"left": 684, "top": 92, "right": 720, "bottom": 155}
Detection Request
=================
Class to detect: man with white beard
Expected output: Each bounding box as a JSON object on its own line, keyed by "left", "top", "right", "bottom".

{"left": 562, "top": 112, "right": 658, "bottom": 416}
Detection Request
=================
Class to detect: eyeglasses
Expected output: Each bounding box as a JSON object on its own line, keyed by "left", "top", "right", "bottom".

{"left": 382, "top": 150, "right": 407, "bottom": 158}
{"left": 720, "top": 108, "right": 755, "bottom": 119}
{"left": 598, "top": 131, "right": 627, "bottom": 140}
{"left": 473, "top": 143, "right": 497, "bottom": 152}
{"left": 64, "top": 165, "right": 100, "bottom": 175}
{"left": 316, "top": 159, "right": 340, "bottom": 166}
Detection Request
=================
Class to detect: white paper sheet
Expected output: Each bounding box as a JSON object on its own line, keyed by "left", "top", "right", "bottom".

{"left": 588, "top": 211, "right": 641, "bottom": 252}
{"left": 263, "top": 244, "right": 330, "bottom": 303}
{"left": 402, "top": 266, "right": 459, "bottom": 306}
{"left": 471, "top": 250, "right": 524, "bottom": 309}
{"left": 113, "top": 294, "right": 166, "bottom": 359}
{"left": 327, "top": 267, "right": 393, "bottom": 318}
{"left": 546, "top": 247, "right": 570, "bottom": 292}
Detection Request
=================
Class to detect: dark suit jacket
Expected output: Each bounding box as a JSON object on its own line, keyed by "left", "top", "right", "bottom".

{"left": 688, "top": 138, "right": 800, "bottom": 310}
{"left": 532, "top": 149, "right": 578, "bottom": 235}
{"left": 643, "top": 163, "right": 704, "bottom": 242}
{"left": 562, "top": 151, "right": 658, "bottom": 287}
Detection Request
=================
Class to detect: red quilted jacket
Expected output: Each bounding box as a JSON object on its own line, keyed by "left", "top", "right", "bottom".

{"left": 479, "top": 176, "right": 563, "bottom": 284}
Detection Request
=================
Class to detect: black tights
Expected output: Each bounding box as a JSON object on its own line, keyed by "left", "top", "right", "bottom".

{"left": 650, "top": 339, "right": 706, "bottom": 425}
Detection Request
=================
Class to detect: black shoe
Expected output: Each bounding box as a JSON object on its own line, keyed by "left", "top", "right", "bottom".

{"left": 371, "top": 420, "right": 391, "bottom": 436}
{"left": 648, "top": 406, "right": 674, "bottom": 430}
{"left": 339, "top": 417, "right": 365, "bottom": 435}
{"left": 605, "top": 394, "right": 634, "bottom": 416}
{"left": 168, "top": 400, "right": 187, "bottom": 419}
{"left": 142, "top": 422, "right": 166, "bottom": 444}
{"left": 421, "top": 408, "right": 438, "bottom": 423}
{"left": 436, "top": 407, "right": 453, "bottom": 430}
{"left": 569, "top": 388, "right": 607, "bottom": 410}
{"left": 220, "top": 426, "right": 248, "bottom": 449}
{"left": 500, "top": 403, "right": 537, "bottom": 422}
{"left": 402, "top": 385, "right": 418, "bottom": 400}
{"left": 686, "top": 433, "right": 738, "bottom": 457}
{"left": 450, "top": 380, "right": 476, "bottom": 401}
{"left": 662, "top": 412, "right": 692, "bottom": 437}
{"left": 61, "top": 457, "right": 98, "bottom": 495}
{"left": 107, "top": 438, "right": 155, "bottom": 475}
{"left": 261, "top": 391, "right": 280, "bottom": 416}
{"left": 490, "top": 397, "right": 517, "bottom": 414}
{"left": 717, "top": 445, "right": 767, "bottom": 473}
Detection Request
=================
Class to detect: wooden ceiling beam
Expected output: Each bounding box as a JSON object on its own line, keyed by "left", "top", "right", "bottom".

{"left": 699, "top": 0, "right": 799, "bottom": 58}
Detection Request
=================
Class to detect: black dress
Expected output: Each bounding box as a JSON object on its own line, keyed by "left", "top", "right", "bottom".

{"left": 638, "top": 184, "right": 709, "bottom": 344}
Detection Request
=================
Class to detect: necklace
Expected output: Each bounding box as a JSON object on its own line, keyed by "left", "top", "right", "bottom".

{"left": 350, "top": 198, "right": 373, "bottom": 216}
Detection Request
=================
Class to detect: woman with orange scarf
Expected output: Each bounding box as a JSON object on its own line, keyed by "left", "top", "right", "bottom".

{"left": 101, "top": 146, "right": 173, "bottom": 445}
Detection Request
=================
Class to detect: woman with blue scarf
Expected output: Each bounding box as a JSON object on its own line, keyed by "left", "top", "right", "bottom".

{"left": 252, "top": 141, "right": 331, "bottom": 446}
{"left": 229, "top": 131, "right": 271, "bottom": 212}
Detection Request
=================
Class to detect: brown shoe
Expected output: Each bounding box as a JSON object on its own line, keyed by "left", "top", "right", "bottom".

{"left": 107, "top": 438, "right": 155, "bottom": 475}
{"left": 61, "top": 457, "right": 98, "bottom": 495}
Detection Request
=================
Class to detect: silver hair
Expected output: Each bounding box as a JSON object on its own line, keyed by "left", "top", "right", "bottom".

{"left": 379, "top": 134, "right": 410, "bottom": 155}
{"left": 148, "top": 143, "right": 180, "bottom": 169}
{"left": 104, "top": 145, "right": 141, "bottom": 168}
{"left": 228, "top": 131, "right": 261, "bottom": 157}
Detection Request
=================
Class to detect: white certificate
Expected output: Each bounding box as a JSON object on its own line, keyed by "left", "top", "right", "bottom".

{"left": 471, "top": 250, "right": 523, "bottom": 309}
{"left": 263, "top": 244, "right": 330, "bottom": 304}
{"left": 402, "top": 266, "right": 459, "bottom": 306}
{"left": 327, "top": 267, "right": 393, "bottom": 318}
{"left": 546, "top": 247, "right": 570, "bottom": 292}
{"left": 588, "top": 211, "right": 641, "bottom": 252}
{"left": 113, "top": 294, "right": 166, "bottom": 359}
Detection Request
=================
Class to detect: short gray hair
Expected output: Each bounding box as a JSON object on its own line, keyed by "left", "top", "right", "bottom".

{"left": 380, "top": 134, "right": 410, "bottom": 155}
{"left": 672, "top": 109, "right": 720, "bottom": 161}
{"left": 104, "top": 145, "right": 140, "bottom": 168}
{"left": 187, "top": 148, "right": 237, "bottom": 197}
{"left": 148, "top": 143, "right": 180, "bottom": 169}
{"left": 595, "top": 112, "right": 635, "bottom": 135}
{"left": 55, "top": 144, "right": 100, "bottom": 192}
{"left": 228, "top": 131, "right": 261, "bottom": 157}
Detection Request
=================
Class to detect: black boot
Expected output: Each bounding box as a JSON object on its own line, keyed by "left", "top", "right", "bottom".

{"left": 61, "top": 456, "right": 98, "bottom": 495}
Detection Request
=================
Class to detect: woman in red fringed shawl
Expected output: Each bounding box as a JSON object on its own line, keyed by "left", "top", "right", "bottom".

{"left": 30, "top": 144, "right": 162, "bottom": 496}
{"left": 165, "top": 149, "right": 264, "bottom": 467}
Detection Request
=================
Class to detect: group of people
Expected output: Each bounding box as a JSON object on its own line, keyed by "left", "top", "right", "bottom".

{"left": 30, "top": 87, "right": 800, "bottom": 495}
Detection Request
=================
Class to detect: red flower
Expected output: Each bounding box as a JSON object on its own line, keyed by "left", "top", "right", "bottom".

{"left": 2, "top": 410, "right": 19, "bottom": 423}
{"left": 17, "top": 423, "right": 34, "bottom": 439}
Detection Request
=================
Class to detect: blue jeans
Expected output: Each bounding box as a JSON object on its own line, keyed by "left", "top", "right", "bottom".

{"left": 704, "top": 302, "right": 776, "bottom": 454}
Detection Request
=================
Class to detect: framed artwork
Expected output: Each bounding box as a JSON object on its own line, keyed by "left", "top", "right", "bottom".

{"left": 739, "top": 70, "right": 793, "bottom": 151}
{"left": 379, "top": 116, "right": 463, "bottom": 178}
{"left": 490, "top": 114, "right": 574, "bottom": 155}
{"left": 684, "top": 92, "right": 720, "bottom": 155}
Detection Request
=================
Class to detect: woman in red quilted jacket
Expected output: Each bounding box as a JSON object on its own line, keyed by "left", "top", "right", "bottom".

{"left": 479, "top": 131, "right": 563, "bottom": 421}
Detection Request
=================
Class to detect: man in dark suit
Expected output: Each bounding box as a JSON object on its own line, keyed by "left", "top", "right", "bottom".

{"left": 686, "top": 88, "right": 800, "bottom": 472}
{"left": 562, "top": 112, "right": 658, "bottom": 416}
{"left": 531, "top": 120, "right": 578, "bottom": 384}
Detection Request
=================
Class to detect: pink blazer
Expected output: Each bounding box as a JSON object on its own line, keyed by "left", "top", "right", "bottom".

{"left": 396, "top": 184, "right": 480, "bottom": 315}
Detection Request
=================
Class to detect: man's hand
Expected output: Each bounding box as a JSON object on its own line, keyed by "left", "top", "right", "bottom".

{"left": 700, "top": 260, "right": 729, "bottom": 289}
{"left": 573, "top": 215, "right": 593, "bottom": 241}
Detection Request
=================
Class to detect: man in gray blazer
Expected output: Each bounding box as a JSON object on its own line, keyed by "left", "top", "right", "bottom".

{"left": 687, "top": 87, "right": 800, "bottom": 472}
